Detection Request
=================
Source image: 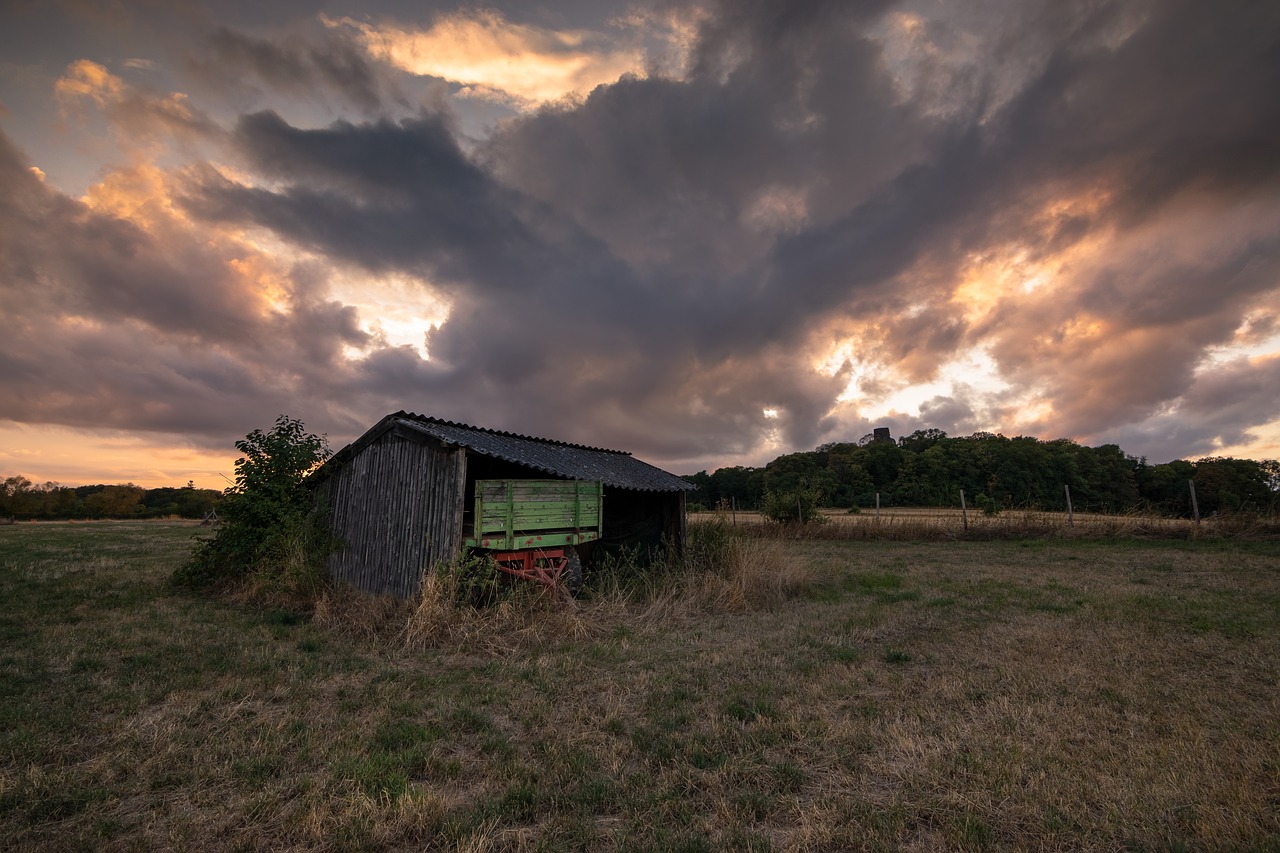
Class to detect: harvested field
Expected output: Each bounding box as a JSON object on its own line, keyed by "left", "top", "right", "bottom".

{"left": 691, "top": 507, "right": 1232, "bottom": 538}
{"left": 2, "top": 521, "right": 1278, "bottom": 850}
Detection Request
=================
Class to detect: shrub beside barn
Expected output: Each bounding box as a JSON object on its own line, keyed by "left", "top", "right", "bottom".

{"left": 309, "top": 412, "right": 693, "bottom": 597}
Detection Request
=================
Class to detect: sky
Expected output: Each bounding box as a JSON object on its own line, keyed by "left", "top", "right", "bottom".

{"left": 1, "top": 0, "right": 1279, "bottom": 489}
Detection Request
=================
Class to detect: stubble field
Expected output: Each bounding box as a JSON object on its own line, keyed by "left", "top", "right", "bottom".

{"left": 1, "top": 520, "right": 1278, "bottom": 851}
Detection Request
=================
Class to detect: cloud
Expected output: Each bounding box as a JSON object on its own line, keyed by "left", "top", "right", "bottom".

{"left": 330, "top": 9, "right": 656, "bottom": 109}
{"left": 6, "top": 0, "right": 1280, "bottom": 482}
{"left": 166, "top": 0, "right": 1280, "bottom": 470}
{"left": 185, "top": 26, "right": 400, "bottom": 114}
{"left": 55, "top": 59, "right": 219, "bottom": 150}
{"left": 181, "top": 102, "right": 858, "bottom": 459}
{"left": 0, "top": 128, "right": 377, "bottom": 441}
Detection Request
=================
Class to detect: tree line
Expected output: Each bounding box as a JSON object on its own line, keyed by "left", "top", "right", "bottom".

{"left": 0, "top": 476, "right": 222, "bottom": 521}
{"left": 682, "top": 429, "right": 1280, "bottom": 518}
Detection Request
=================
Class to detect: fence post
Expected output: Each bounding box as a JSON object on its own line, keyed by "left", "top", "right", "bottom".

{"left": 1189, "top": 480, "right": 1200, "bottom": 526}
{"left": 1064, "top": 484, "right": 1074, "bottom": 527}
{"left": 875, "top": 492, "right": 881, "bottom": 521}
{"left": 731, "top": 496, "right": 737, "bottom": 527}
{"left": 960, "top": 489, "right": 968, "bottom": 531}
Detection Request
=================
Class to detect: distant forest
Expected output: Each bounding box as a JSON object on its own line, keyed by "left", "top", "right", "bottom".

{"left": 682, "top": 430, "right": 1280, "bottom": 518}
{"left": 0, "top": 478, "right": 222, "bottom": 521}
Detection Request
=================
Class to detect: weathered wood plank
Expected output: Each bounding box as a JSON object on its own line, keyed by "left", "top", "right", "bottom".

{"left": 323, "top": 432, "right": 463, "bottom": 597}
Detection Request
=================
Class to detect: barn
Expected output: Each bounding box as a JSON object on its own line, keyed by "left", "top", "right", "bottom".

{"left": 309, "top": 411, "right": 693, "bottom": 597}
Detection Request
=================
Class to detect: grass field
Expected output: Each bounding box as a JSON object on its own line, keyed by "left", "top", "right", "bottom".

{"left": 2, "top": 521, "right": 1278, "bottom": 851}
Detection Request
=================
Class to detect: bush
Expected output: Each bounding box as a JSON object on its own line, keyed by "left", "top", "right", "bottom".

{"left": 437, "top": 550, "right": 511, "bottom": 607}
{"left": 975, "top": 493, "right": 1002, "bottom": 516}
{"left": 173, "top": 415, "right": 336, "bottom": 593}
{"left": 761, "top": 488, "right": 827, "bottom": 524}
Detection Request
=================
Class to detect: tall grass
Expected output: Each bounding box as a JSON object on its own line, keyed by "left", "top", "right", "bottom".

{"left": 313, "top": 519, "right": 815, "bottom": 654}
{"left": 676, "top": 516, "right": 813, "bottom": 611}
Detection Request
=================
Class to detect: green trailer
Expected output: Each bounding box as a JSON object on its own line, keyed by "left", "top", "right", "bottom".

{"left": 463, "top": 479, "right": 603, "bottom": 591}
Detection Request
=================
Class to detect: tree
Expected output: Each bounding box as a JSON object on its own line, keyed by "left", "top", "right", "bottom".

{"left": 762, "top": 452, "right": 836, "bottom": 504}
{"left": 83, "top": 484, "right": 144, "bottom": 517}
{"left": 175, "top": 416, "right": 334, "bottom": 590}
{"left": 1192, "top": 457, "right": 1276, "bottom": 514}
{"left": 825, "top": 444, "right": 875, "bottom": 507}
{"left": 1137, "top": 459, "right": 1196, "bottom": 515}
{"left": 687, "top": 429, "right": 1277, "bottom": 518}
{"left": 1, "top": 476, "right": 33, "bottom": 518}
{"left": 897, "top": 428, "right": 948, "bottom": 454}
{"left": 704, "top": 466, "right": 762, "bottom": 510}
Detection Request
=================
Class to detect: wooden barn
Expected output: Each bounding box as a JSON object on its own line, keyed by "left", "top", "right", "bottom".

{"left": 309, "top": 411, "right": 693, "bottom": 597}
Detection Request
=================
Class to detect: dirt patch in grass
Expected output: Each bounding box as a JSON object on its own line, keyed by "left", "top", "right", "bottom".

{"left": 1, "top": 522, "right": 1278, "bottom": 850}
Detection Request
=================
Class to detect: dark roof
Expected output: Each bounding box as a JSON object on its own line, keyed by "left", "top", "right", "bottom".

{"left": 320, "top": 411, "right": 693, "bottom": 492}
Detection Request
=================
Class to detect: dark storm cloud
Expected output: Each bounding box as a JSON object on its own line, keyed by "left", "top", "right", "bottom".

{"left": 182, "top": 0, "right": 931, "bottom": 454}
{"left": 188, "top": 26, "right": 395, "bottom": 113}
{"left": 1102, "top": 354, "right": 1280, "bottom": 461}
{"left": 6, "top": 0, "right": 1280, "bottom": 471}
{"left": 194, "top": 110, "right": 556, "bottom": 282}
{"left": 171, "top": 0, "right": 1280, "bottom": 466}
{"left": 185, "top": 100, "right": 859, "bottom": 455}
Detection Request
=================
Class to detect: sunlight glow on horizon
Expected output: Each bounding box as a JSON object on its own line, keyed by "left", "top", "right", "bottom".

{"left": 0, "top": 422, "right": 235, "bottom": 489}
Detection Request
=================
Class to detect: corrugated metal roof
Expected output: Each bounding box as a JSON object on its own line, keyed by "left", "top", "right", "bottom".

{"left": 328, "top": 411, "right": 693, "bottom": 492}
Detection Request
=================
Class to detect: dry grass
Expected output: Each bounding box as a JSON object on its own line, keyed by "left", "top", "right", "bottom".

{"left": 693, "top": 506, "right": 1280, "bottom": 542}
{"left": 678, "top": 532, "right": 813, "bottom": 612}
{"left": 2, "top": 521, "right": 1278, "bottom": 851}
{"left": 314, "top": 525, "right": 810, "bottom": 655}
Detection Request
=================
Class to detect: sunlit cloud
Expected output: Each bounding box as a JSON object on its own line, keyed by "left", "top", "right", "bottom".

{"left": 326, "top": 268, "right": 452, "bottom": 359}
{"left": 842, "top": 347, "right": 1011, "bottom": 427}
{"left": 329, "top": 10, "right": 655, "bottom": 108}
{"left": 54, "top": 59, "right": 125, "bottom": 106}
{"left": 80, "top": 162, "right": 186, "bottom": 225}
{"left": 54, "top": 59, "right": 219, "bottom": 155}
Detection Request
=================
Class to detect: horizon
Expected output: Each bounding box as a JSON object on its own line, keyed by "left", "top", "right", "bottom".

{"left": 3, "top": 1, "right": 1279, "bottom": 489}
{"left": 3, "top": 420, "right": 1275, "bottom": 493}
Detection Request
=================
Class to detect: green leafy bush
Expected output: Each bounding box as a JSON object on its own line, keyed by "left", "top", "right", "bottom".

{"left": 174, "top": 416, "right": 336, "bottom": 591}
{"left": 439, "top": 550, "right": 510, "bottom": 607}
{"left": 974, "top": 493, "right": 1002, "bottom": 516}
{"left": 761, "top": 488, "right": 826, "bottom": 524}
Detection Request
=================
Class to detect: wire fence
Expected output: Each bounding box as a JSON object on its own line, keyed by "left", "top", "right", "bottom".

{"left": 688, "top": 506, "right": 1280, "bottom": 541}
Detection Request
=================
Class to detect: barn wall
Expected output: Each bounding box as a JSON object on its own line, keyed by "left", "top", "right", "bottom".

{"left": 319, "top": 432, "right": 465, "bottom": 597}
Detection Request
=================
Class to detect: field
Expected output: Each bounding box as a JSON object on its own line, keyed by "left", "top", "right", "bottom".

{"left": 2, "top": 521, "right": 1279, "bottom": 851}
{"left": 690, "top": 507, "right": 1197, "bottom": 534}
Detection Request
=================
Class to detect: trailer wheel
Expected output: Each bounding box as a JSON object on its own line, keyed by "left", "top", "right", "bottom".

{"left": 563, "top": 547, "right": 584, "bottom": 596}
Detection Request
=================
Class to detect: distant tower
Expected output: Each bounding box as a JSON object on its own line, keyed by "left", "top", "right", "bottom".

{"left": 873, "top": 427, "right": 892, "bottom": 443}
